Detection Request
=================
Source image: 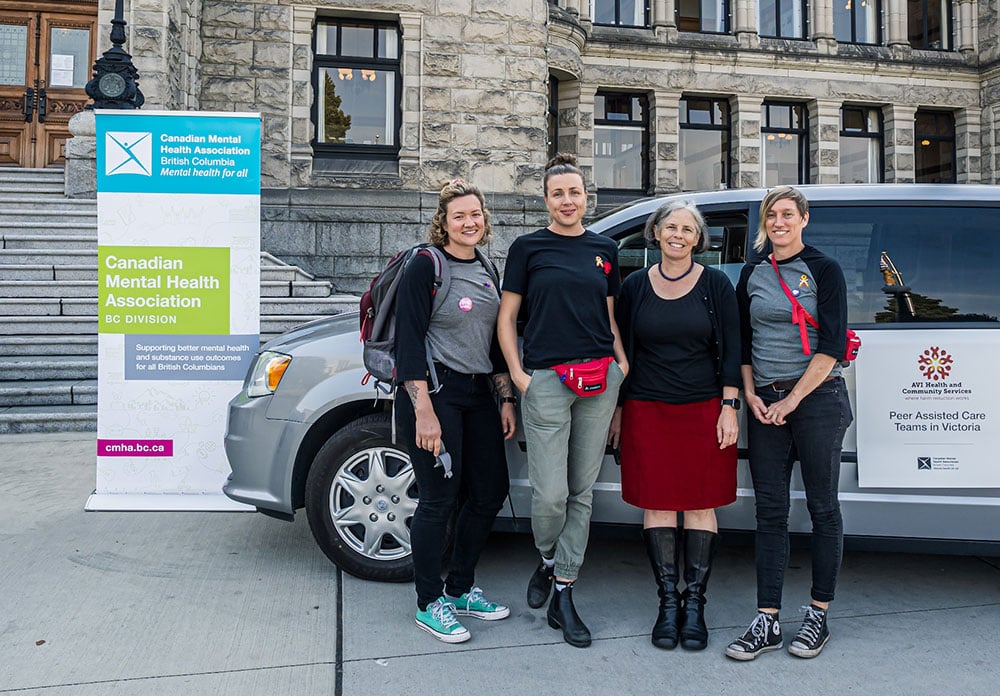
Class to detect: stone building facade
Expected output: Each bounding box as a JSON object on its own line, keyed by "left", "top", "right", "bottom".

{"left": 72, "top": 0, "right": 1000, "bottom": 292}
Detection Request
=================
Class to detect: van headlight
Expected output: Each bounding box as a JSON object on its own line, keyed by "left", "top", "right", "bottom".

{"left": 247, "top": 351, "right": 291, "bottom": 397}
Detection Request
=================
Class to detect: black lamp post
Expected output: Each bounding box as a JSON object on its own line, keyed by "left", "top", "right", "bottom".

{"left": 85, "top": 0, "right": 144, "bottom": 109}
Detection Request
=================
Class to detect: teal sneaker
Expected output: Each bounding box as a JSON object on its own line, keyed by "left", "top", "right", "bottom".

{"left": 451, "top": 586, "right": 511, "bottom": 621}
{"left": 415, "top": 598, "right": 470, "bottom": 643}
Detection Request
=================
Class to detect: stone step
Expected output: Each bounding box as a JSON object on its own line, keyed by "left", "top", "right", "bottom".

{"left": 261, "top": 295, "right": 357, "bottom": 315}
{"left": 0, "top": 405, "right": 97, "bottom": 434}
{"left": 0, "top": 280, "right": 95, "bottom": 298}
{"left": 0, "top": 220, "right": 99, "bottom": 233}
{"left": 261, "top": 314, "right": 332, "bottom": 338}
{"left": 0, "top": 335, "right": 97, "bottom": 355}
{"left": 0, "top": 298, "right": 96, "bottom": 316}
{"left": 0, "top": 180, "right": 64, "bottom": 194}
{"left": 0, "top": 264, "right": 95, "bottom": 281}
{"left": 0, "top": 249, "right": 97, "bottom": 265}
{"left": 259, "top": 280, "right": 332, "bottom": 297}
{"left": 0, "top": 354, "right": 98, "bottom": 380}
{"left": 0, "top": 197, "right": 95, "bottom": 211}
{"left": 0, "top": 379, "right": 97, "bottom": 406}
{"left": 2, "top": 235, "right": 97, "bottom": 250}
{"left": 1, "top": 315, "right": 97, "bottom": 335}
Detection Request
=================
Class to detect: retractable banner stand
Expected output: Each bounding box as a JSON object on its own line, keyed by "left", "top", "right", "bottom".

{"left": 87, "top": 111, "right": 261, "bottom": 511}
{"left": 856, "top": 329, "right": 1000, "bottom": 488}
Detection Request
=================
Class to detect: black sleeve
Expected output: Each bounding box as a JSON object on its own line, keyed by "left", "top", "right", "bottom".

{"left": 736, "top": 263, "right": 755, "bottom": 366}
{"left": 394, "top": 253, "right": 436, "bottom": 383}
{"left": 808, "top": 252, "right": 849, "bottom": 360}
{"left": 488, "top": 317, "right": 509, "bottom": 375}
{"left": 614, "top": 272, "right": 640, "bottom": 404}
{"left": 713, "top": 271, "right": 742, "bottom": 388}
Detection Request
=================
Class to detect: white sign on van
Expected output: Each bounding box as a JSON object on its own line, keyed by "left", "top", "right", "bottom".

{"left": 856, "top": 329, "right": 999, "bottom": 487}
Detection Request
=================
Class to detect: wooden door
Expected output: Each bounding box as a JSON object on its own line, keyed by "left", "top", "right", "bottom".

{"left": 0, "top": 4, "right": 96, "bottom": 168}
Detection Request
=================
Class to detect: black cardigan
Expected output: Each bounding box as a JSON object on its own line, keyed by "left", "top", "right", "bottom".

{"left": 615, "top": 265, "right": 742, "bottom": 402}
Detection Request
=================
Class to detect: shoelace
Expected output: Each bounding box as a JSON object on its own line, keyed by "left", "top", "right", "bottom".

{"left": 796, "top": 606, "right": 825, "bottom": 644}
{"left": 465, "top": 587, "right": 488, "bottom": 608}
{"left": 737, "top": 612, "right": 773, "bottom": 647}
{"left": 432, "top": 600, "right": 460, "bottom": 628}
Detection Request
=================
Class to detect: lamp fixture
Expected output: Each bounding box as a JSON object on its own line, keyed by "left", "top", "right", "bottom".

{"left": 338, "top": 67, "right": 353, "bottom": 80}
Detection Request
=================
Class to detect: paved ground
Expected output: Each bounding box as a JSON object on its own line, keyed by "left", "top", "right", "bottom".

{"left": 2, "top": 433, "right": 998, "bottom": 695}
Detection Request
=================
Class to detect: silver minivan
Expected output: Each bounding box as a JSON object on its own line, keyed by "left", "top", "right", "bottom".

{"left": 223, "top": 184, "right": 1000, "bottom": 580}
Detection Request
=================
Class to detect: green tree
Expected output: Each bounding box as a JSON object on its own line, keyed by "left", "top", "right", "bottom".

{"left": 324, "top": 72, "right": 351, "bottom": 143}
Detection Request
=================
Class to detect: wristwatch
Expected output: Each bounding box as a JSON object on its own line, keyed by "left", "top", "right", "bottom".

{"left": 721, "top": 398, "right": 741, "bottom": 410}
{"left": 500, "top": 396, "right": 518, "bottom": 406}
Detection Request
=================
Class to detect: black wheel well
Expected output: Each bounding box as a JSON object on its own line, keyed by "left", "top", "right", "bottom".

{"left": 290, "top": 398, "right": 393, "bottom": 510}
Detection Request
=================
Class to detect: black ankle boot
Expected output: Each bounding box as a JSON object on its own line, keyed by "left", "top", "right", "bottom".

{"left": 679, "top": 529, "right": 718, "bottom": 651}
{"left": 643, "top": 527, "right": 681, "bottom": 649}
{"left": 527, "top": 559, "right": 554, "bottom": 609}
{"left": 547, "top": 582, "right": 591, "bottom": 648}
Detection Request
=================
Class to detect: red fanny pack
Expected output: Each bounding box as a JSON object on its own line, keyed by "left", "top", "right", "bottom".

{"left": 550, "top": 356, "right": 615, "bottom": 397}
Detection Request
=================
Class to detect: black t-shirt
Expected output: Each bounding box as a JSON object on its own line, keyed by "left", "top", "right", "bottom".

{"left": 626, "top": 277, "right": 719, "bottom": 404}
{"left": 502, "top": 228, "right": 621, "bottom": 369}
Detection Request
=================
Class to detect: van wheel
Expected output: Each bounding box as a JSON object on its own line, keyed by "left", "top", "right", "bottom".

{"left": 305, "top": 413, "right": 417, "bottom": 582}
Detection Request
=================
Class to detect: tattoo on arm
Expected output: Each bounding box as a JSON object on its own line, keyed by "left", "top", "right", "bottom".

{"left": 404, "top": 381, "right": 421, "bottom": 407}
{"left": 492, "top": 374, "right": 514, "bottom": 399}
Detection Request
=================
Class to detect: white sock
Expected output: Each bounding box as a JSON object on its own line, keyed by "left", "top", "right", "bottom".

{"left": 541, "top": 556, "right": 555, "bottom": 568}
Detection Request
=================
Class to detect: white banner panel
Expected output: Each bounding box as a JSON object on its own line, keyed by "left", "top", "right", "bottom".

{"left": 856, "top": 329, "right": 1000, "bottom": 488}
{"left": 88, "top": 111, "right": 260, "bottom": 510}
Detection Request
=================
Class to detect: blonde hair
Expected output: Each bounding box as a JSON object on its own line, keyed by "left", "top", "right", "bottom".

{"left": 427, "top": 179, "right": 492, "bottom": 247}
{"left": 754, "top": 185, "right": 810, "bottom": 252}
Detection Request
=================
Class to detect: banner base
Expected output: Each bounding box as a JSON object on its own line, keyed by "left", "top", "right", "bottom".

{"left": 85, "top": 492, "right": 254, "bottom": 512}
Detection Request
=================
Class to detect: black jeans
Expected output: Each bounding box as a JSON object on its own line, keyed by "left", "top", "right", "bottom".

{"left": 747, "top": 377, "right": 853, "bottom": 609}
{"left": 395, "top": 367, "right": 510, "bottom": 611}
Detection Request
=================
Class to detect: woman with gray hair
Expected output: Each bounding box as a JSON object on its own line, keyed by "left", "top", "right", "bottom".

{"left": 609, "top": 199, "right": 741, "bottom": 651}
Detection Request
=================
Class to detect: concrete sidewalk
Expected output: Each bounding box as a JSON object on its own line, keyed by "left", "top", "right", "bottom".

{"left": 2, "top": 433, "right": 998, "bottom": 695}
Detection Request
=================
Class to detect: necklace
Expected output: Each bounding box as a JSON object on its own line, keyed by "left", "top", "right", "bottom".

{"left": 657, "top": 258, "right": 694, "bottom": 282}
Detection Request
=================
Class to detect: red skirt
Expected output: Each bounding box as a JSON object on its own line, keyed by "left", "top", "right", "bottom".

{"left": 620, "top": 398, "right": 737, "bottom": 511}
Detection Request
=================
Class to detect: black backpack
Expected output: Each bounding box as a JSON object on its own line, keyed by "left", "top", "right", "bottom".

{"left": 359, "top": 244, "right": 499, "bottom": 392}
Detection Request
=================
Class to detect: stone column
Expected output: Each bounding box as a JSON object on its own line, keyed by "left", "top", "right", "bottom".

{"left": 398, "top": 13, "right": 422, "bottom": 184}
{"left": 734, "top": 0, "right": 760, "bottom": 49}
{"left": 730, "top": 94, "right": 763, "bottom": 189}
{"left": 650, "top": 89, "right": 681, "bottom": 193}
{"left": 811, "top": 0, "right": 836, "bottom": 54}
{"left": 556, "top": 79, "right": 583, "bottom": 155}
{"left": 982, "top": 100, "right": 999, "bottom": 184}
{"left": 808, "top": 99, "right": 841, "bottom": 183}
{"left": 954, "top": 107, "right": 982, "bottom": 183}
{"left": 64, "top": 110, "right": 96, "bottom": 198}
{"left": 884, "top": 0, "right": 910, "bottom": 50}
{"left": 955, "top": 0, "right": 977, "bottom": 56}
{"left": 578, "top": 87, "right": 597, "bottom": 192}
{"left": 883, "top": 103, "right": 916, "bottom": 183}
{"left": 289, "top": 5, "right": 316, "bottom": 187}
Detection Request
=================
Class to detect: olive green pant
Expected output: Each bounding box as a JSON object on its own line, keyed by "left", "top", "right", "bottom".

{"left": 521, "top": 362, "right": 624, "bottom": 580}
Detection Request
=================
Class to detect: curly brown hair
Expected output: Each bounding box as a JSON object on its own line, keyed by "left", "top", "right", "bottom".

{"left": 427, "top": 179, "right": 493, "bottom": 247}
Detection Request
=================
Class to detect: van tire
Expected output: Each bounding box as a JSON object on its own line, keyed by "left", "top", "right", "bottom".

{"left": 305, "top": 413, "right": 417, "bottom": 582}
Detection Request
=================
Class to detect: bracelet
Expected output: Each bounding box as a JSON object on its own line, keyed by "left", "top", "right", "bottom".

{"left": 500, "top": 396, "right": 518, "bottom": 405}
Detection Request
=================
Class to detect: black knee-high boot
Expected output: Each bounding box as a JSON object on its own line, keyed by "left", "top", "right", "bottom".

{"left": 679, "top": 529, "right": 719, "bottom": 651}
{"left": 643, "top": 527, "right": 681, "bottom": 649}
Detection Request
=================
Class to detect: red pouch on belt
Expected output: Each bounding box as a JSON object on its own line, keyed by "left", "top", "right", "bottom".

{"left": 550, "top": 356, "right": 615, "bottom": 397}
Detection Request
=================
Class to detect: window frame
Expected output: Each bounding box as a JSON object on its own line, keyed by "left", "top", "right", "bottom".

{"left": 591, "top": 0, "right": 650, "bottom": 28}
{"left": 593, "top": 90, "right": 649, "bottom": 194}
{"left": 548, "top": 76, "right": 559, "bottom": 160}
{"left": 907, "top": 0, "right": 953, "bottom": 51}
{"left": 839, "top": 105, "right": 885, "bottom": 183}
{"left": 678, "top": 95, "right": 732, "bottom": 191}
{"left": 914, "top": 109, "right": 956, "bottom": 183}
{"left": 833, "top": 0, "right": 882, "bottom": 45}
{"left": 676, "top": 0, "right": 731, "bottom": 34}
{"left": 759, "top": 0, "right": 809, "bottom": 39}
{"left": 760, "top": 101, "right": 810, "bottom": 185}
{"left": 311, "top": 18, "right": 402, "bottom": 161}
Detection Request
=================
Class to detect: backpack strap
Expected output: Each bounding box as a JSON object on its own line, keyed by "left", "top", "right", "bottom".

{"left": 417, "top": 246, "right": 449, "bottom": 393}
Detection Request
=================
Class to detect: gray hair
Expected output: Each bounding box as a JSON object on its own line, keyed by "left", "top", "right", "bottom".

{"left": 643, "top": 199, "right": 709, "bottom": 254}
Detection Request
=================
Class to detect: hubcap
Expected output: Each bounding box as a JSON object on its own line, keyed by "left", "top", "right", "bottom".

{"left": 329, "top": 446, "right": 417, "bottom": 562}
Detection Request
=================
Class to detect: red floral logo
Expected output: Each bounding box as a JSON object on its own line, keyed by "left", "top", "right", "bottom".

{"left": 917, "top": 346, "right": 953, "bottom": 381}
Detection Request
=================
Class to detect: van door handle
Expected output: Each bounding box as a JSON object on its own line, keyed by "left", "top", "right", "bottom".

{"left": 23, "top": 87, "right": 34, "bottom": 122}
{"left": 37, "top": 88, "right": 46, "bottom": 123}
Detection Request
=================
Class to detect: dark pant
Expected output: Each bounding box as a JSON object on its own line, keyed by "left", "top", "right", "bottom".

{"left": 395, "top": 367, "right": 510, "bottom": 611}
{"left": 747, "top": 377, "right": 853, "bottom": 609}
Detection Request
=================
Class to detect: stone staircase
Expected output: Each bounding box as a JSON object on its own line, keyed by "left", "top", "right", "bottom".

{"left": 0, "top": 168, "right": 358, "bottom": 434}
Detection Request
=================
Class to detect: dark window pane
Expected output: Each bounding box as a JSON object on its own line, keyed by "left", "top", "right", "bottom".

{"left": 759, "top": 0, "right": 777, "bottom": 35}
{"left": 805, "top": 206, "right": 1000, "bottom": 324}
{"left": 843, "top": 108, "right": 865, "bottom": 132}
{"left": 621, "top": 0, "right": 645, "bottom": 25}
{"left": 318, "top": 67, "right": 395, "bottom": 146}
{"left": 594, "top": 0, "right": 616, "bottom": 24}
{"left": 686, "top": 98, "right": 714, "bottom": 125}
{"left": 341, "top": 24, "right": 374, "bottom": 57}
{"left": 915, "top": 140, "right": 954, "bottom": 182}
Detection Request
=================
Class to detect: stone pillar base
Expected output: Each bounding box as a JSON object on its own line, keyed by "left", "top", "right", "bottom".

{"left": 65, "top": 110, "right": 97, "bottom": 199}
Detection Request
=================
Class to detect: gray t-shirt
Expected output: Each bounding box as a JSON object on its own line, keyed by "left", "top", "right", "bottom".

{"left": 425, "top": 258, "right": 500, "bottom": 375}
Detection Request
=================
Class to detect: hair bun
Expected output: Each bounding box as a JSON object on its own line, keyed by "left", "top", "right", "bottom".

{"left": 545, "top": 152, "right": 578, "bottom": 171}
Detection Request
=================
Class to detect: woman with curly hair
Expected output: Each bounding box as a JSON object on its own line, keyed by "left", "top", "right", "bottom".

{"left": 395, "top": 179, "right": 517, "bottom": 643}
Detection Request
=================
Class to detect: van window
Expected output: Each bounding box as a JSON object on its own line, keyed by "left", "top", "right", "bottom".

{"left": 805, "top": 205, "right": 1000, "bottom": 325}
